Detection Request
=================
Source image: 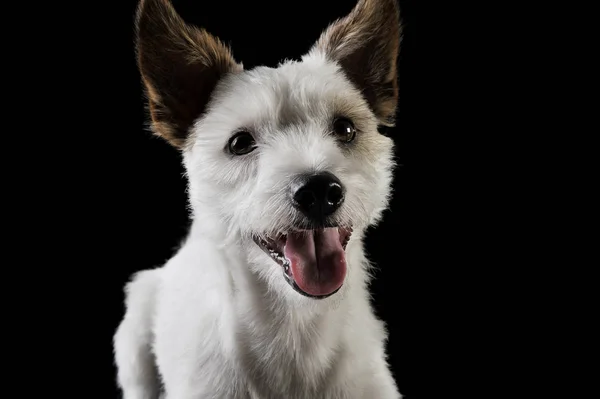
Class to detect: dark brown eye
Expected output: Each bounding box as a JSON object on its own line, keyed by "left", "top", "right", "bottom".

{"left": 333, "top": 118, "right": 356, "bottom": 143}
{"left": 228, "top": 131, "right": 256, "bottom": 155}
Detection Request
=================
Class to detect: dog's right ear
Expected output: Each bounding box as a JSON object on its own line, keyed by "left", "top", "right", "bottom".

{"left": 135, "top": 0, "right": 242, "bottom": 148}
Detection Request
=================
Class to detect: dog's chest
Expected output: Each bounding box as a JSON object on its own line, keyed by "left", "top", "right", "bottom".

{"left": 236, "top": 314, "right": 348, "bottom": 398}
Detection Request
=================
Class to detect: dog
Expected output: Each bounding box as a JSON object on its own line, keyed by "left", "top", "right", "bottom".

{"left": 113, "top": 0, "right": 403, "bottom": 397}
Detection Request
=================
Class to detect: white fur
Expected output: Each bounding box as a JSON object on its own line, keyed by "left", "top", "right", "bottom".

{"left": 114, "top": 52, "right": 400, "bottom": 398}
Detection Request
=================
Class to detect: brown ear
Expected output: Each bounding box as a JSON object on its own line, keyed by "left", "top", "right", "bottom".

{"left": 135, "top": 0, "right": 242, "bottom": 148}
{"left": 308, "top": 0, "right": 402, "bottom": 126}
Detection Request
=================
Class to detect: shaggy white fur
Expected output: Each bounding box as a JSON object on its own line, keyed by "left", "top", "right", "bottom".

{"left": 114, "top": 0, "right": 402, "bottom": 398}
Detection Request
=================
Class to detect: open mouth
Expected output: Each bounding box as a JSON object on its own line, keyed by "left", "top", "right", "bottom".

{"left": 253, "top": 227, "right": 352, "bottom": 299}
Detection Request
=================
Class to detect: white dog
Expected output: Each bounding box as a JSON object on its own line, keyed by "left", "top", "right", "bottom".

{"left": 113, "top": 0, "right": 403, "bottom": 397}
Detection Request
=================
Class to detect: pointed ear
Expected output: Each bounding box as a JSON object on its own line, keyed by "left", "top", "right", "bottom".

{"left": 308, "top": 0, "right": 402, "bottom": 127}
{"left": 135, "top": 0, "right": 242, "bottom": 148}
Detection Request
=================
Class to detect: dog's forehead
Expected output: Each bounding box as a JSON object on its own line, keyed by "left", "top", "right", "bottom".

{"left": 209, "top": 57, "right": 370, "bottom": 131}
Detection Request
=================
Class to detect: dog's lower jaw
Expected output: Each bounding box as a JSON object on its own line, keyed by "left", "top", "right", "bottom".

{"left": 252, "top": 226, "right": 352, "bottom": 300}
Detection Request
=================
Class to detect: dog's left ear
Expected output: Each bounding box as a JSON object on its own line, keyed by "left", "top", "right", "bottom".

{"left": 306, "top": 0, "right": 402, "bottom": 127}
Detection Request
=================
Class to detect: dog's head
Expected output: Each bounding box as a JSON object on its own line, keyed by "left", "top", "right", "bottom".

{"left": 136, "top": 0, "right": 401, "bottom": 300}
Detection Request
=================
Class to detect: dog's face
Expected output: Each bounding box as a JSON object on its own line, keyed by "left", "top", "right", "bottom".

{"left": 135, "top": 0, "right": 401, "bottom": 300}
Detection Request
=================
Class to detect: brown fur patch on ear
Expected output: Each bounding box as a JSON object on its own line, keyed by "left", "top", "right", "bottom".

{"left": 311, "top": 0, "right": 402, "bottom": 127}
{"left": 135, "top": 0, "right": 242, "bottom": 148}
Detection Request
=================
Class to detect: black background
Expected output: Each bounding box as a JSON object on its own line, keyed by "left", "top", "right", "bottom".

{"left": 11, "top": 0, "right": 532, "bottom": 396}
{"left": 104, "top": 0, "right": 421, "bottom": 397}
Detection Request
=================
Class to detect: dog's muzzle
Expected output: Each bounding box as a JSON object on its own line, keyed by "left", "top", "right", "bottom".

{"left": 254, "top": 172, "right": 351, "bottom": 300}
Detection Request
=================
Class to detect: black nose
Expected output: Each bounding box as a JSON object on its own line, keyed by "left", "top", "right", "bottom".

{"left": 291, "top": 172, "right": 345, "bottom": 224}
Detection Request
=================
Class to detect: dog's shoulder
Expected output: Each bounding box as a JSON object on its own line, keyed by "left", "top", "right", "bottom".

{"left": 159, "top": 237, "right": 235, "bottom": 296}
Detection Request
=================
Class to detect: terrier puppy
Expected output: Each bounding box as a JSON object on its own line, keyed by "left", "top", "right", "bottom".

{"left": 114, "top": 0, "right": 403, "bottom": 397}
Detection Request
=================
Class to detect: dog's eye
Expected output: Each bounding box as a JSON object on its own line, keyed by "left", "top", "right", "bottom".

{"left": 332, "top": 118, "right": 356, "bottom": 143}
{"left": 228, "top": 132, "right": 257, "bottom": 155}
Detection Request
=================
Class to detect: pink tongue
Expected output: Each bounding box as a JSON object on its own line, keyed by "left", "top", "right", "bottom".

{"left": 284, "top": 228, "right": 347, "bottom": 297}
